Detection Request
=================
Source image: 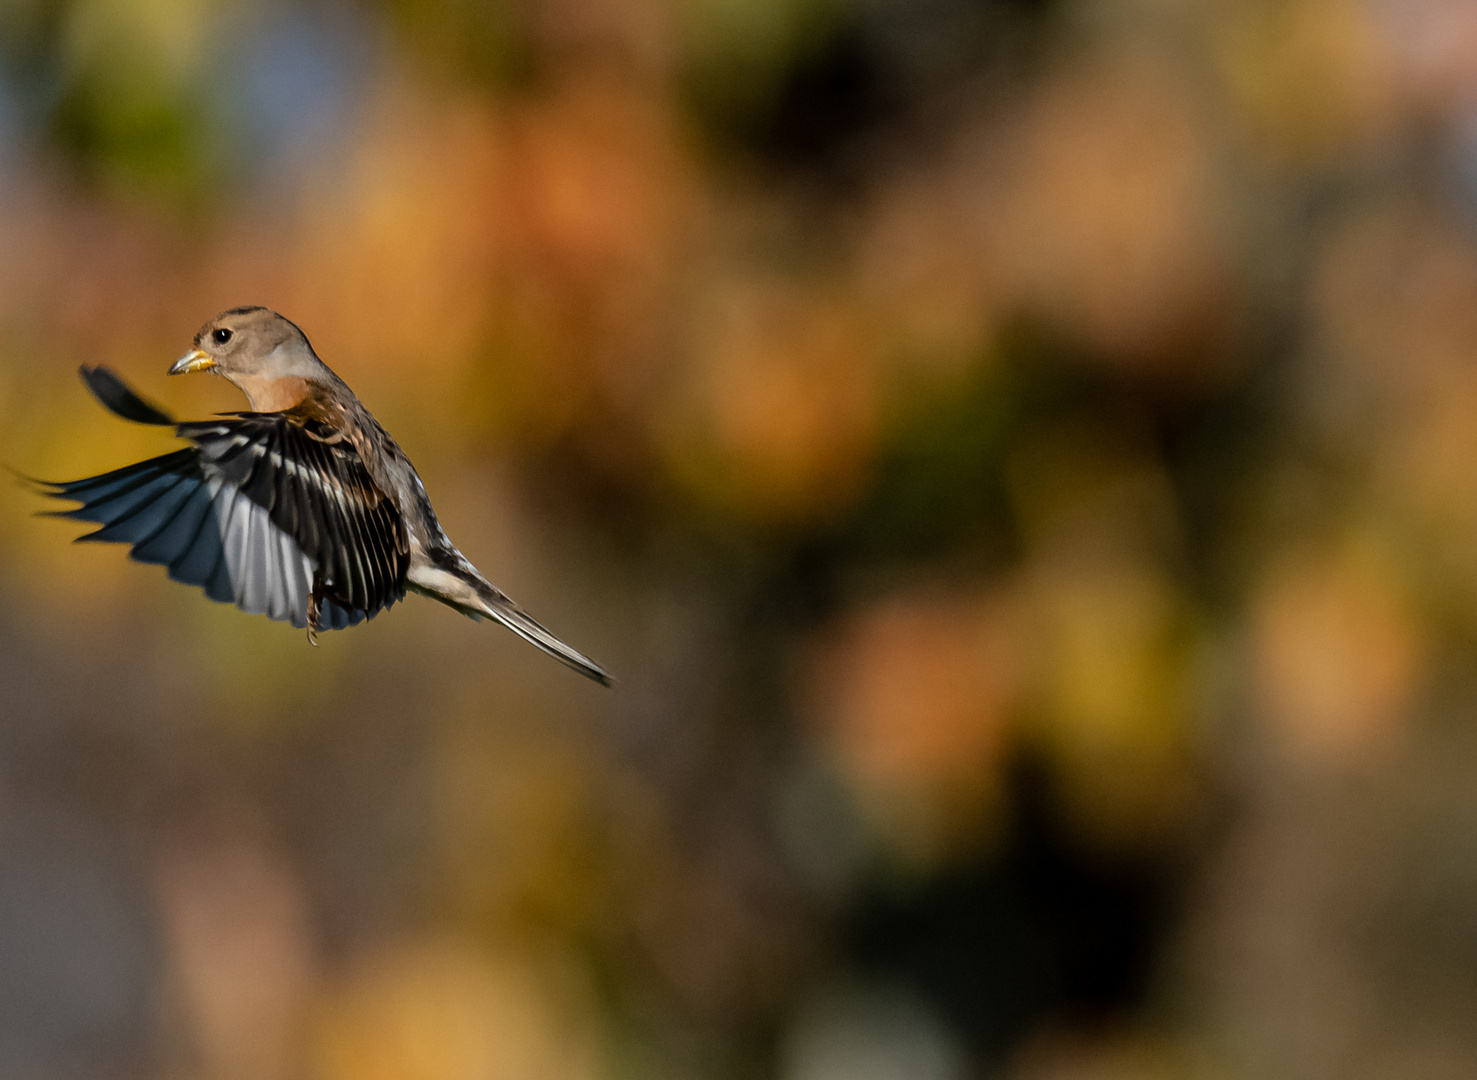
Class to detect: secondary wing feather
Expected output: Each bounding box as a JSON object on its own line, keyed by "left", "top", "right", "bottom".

{"left": 180, "top": 414, "right": 409, "bottom": 621}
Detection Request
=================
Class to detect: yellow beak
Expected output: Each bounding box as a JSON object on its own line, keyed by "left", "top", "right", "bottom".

{"left": 169, "top": 348, "right": 216, "bottom": 375}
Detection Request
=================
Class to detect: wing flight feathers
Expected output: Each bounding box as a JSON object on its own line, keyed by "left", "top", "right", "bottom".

{"left": 41, "top": 411, "right": 408, "bottom": 630}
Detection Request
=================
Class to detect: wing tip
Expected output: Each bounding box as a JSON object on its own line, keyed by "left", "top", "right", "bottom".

{"left": 7, "top": 463, "right": 53, "bottom": 492}
{"left": 79, "top": 365, "right": 176, "bottom": 426}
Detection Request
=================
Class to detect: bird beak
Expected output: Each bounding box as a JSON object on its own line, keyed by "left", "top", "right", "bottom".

{"left": 169, "top": 348, "right": 216, "bottom": 375}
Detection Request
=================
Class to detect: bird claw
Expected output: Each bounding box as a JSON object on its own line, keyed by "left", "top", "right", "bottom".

{"left": 307, "top": 579, "right": 325, "bottom": 647}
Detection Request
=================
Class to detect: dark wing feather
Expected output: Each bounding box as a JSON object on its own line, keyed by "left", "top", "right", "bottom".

{"left": 38, "top": 452, "right": 317, "bottom": 628}
{"left": 179, "top": 415, "right": 409, "bottom": 621}
{"left": 39, "top": 409, "right": 408, "bottom": 630}
{"left": 79, "top": 365, "right": 176, "bottom": 426}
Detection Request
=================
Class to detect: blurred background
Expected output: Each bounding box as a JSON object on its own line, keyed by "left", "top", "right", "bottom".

{"left": 2, "top": 0, "right": 1477, "bottom": 1076}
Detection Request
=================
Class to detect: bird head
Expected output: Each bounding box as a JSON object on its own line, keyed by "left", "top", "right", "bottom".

{"left": 170, "top": 307, "right": 326, "bottom": 385}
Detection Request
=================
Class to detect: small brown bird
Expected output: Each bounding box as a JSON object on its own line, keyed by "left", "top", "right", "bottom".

{"left": 37, "top": 306, "right": 611, "bottom": 685}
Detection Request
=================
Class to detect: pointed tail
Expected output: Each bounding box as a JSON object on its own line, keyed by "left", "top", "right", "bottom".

{"left": 407, "top": 558, "right": 612, "bottom": 686}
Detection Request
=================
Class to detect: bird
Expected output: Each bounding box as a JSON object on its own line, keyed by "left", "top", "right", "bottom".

{"left": 33, "top": 306, "right": 611, "bottom": 685}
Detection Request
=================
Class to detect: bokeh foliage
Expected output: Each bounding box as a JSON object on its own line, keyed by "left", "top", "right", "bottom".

{"left": 3, "top": 1, "right": 1477, "bottom": 1078}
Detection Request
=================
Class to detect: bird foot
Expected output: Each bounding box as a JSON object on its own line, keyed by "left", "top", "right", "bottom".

{"left": 307, "top": 579, "right": 325, "bottom": 647}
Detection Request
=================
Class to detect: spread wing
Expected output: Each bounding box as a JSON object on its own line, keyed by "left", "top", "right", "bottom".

{"left": 39, "top": 412, "right": 409, "bottom": 631}
{"left": 181, "top": 415, "right": 409, "bottom": 622}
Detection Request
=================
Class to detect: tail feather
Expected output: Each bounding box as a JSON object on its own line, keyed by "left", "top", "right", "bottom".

{"left": 407, "top": 557, "right": 612, "bottom": 686}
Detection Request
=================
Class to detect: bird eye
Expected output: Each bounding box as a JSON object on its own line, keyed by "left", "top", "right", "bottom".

{"left": 212, "top": 328, "right": 233, "bottom": 344}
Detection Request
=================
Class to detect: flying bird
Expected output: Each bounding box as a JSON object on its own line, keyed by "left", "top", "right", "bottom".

{"left": 34, "top": 307, "right": 611, "bottom": 685}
